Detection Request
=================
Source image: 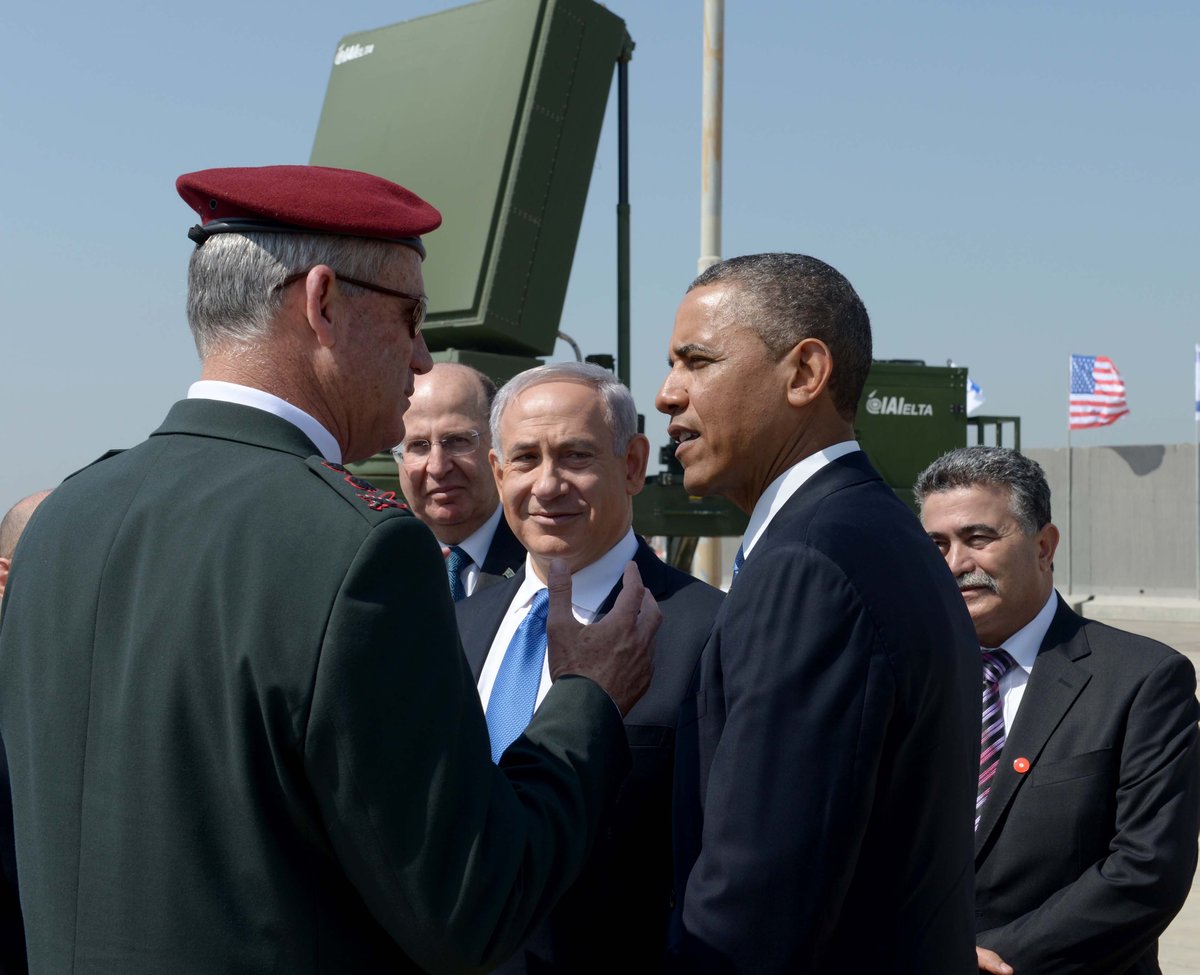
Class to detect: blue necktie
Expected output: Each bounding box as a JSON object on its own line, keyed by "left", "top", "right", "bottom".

{"left": 486, "top": 588, "right": 550, "bottom": 763}
{"left": 732, "top": 545, "right": 746, "bottom": 580}
{"left": 446, "top": 545, "right": 471, "bottom": 603}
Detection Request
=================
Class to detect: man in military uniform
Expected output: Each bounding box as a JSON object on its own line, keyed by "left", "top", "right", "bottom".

{"left": 0, "top": 165, "right": 658, "bottom": 974}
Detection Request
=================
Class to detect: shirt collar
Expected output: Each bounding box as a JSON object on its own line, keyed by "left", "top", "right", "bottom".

{"left": 515, "top": 528, "right": 639, "bottom": 613}
{"left": 188, "top": 380, "right": 342, "bottom": 463}
{"left": 742, "top": 441, "right": 861, "bottom": 557}
{"left": 985, "top": 589, "right": 1058, "bottom": 672}
{"left": 456, "top": 505, "right": 503, "bottom": 567}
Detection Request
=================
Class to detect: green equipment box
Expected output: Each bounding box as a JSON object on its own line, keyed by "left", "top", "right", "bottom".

{"left": 631, "top": 361, "right": 969, "bottom": 537}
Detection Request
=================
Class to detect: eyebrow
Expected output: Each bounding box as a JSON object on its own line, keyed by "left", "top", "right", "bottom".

{"left": 505, "top": 436, "right": 599, "bottom": 456}
{"left": 671, "top": 342, "right": 718, "bottom": 359}
{"left": 929, "top": 523, "right": 1001, "bottom": 539}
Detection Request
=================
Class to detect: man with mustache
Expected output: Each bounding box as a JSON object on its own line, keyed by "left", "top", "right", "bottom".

{"left": 917, "top": 446, "right": 1200, "bottom": 975}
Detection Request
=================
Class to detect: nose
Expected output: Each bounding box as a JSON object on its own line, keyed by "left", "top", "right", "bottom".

{"left": 945, "top": 540, "right": 974, "bottom": 578}
{"left": 655, "top": 371, "right": 685, "bottom": 416}
{"left": 531, "top": 459, "right": 567, "bottom": 501}
{"left": 410, "top": 333, "right": 433, "bottom": 375}
{"left": 427, "top": 441, "right": 453, "bottom": 477}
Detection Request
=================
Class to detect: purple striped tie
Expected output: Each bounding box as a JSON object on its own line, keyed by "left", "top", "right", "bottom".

{"left": 978, "top": 649, "right": 1017, "bottom": 830}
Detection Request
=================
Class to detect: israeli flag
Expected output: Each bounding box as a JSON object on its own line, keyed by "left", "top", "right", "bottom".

{"left": 967, "top": 376, "right": 985, "bottom": 416}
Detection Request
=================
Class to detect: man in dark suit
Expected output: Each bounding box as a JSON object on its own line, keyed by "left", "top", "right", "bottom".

{"left": 0, "top": 165, "right": 660, "bottom": 973}
{"left": 457, "top": 362, "right": 723, "bottom": 972}
{"left": 395, "top": 362, "right": 524, "bottom": 599}
{"left": 917, "top": 446, "right": 1200, "bottom": 975}
{"left": 656, "top": 253, "right": 980, "bottom": 973}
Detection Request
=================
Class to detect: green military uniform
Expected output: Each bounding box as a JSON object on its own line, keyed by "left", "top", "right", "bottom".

{"left": 0, "top": 398, "right": 628, "bottom": 973}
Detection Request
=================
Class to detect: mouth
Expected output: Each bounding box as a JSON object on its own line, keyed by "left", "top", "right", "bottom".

{"left": 530, "top": 511, "right": 581, "bottom": 527}
{"left": 668, "top": 424, "right": 700, "bottom": 457}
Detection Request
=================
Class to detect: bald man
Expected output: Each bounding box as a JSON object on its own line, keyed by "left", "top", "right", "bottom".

{"left": 0, "top": 488, "right": 48, "bottom": 975}
{"left": 0, "top": 489, "right": 51, "bottom": 603}
{"left": 395, "top": 362, "right": 524, "bottom": 600}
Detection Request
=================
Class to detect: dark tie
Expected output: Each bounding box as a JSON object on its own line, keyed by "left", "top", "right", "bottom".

{"left": 485, "top": 588, "right": 550, "bottom": 763}
{"left": 978, "top": 649, "right": 1017, "bottom": 830}
{"left": 446, "top": 545, "right": 472, "bottom": 603}
{"left": 732, "top": 545, "right": 746, "bottom": 580}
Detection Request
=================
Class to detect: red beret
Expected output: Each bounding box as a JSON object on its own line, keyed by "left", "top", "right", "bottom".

{"left": 176, "top": 164, "right": 441, "bottom": 259}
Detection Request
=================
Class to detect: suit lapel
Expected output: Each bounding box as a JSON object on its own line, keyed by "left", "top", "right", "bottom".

{"left": 461, "top": 568, "right": 526, "bottom": 680}
{"left": 595, "top": 539, "right": 669, "bottom": 617}
{"left": 476, "top": 515, "right": 524, "bottom": 591}
{"left": 975, "top": 598, "right": 1092, "bottom": 857}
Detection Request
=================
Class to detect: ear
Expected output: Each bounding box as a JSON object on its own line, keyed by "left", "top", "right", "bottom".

{"left": 303, "top": 266, "right": 340, "bottom": 350}
{"left": 782, "top": 337, "right": 834, "bottom": 409}
{"left": 489, "top": 449, "right": 504, "bottom": 489}
{"left": 624, "top": 434, "right": 650, "bottom": 495}
{"left": 1036, "top": 522, "right": 1060, "bottom": 572}
{"left": 0, "top": 557, "right": 10, "bottom": 601}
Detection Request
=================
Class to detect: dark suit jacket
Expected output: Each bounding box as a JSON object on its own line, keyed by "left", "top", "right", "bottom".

{"left": 975, "top": 597, "right": 1200, "bottom": 975}
{"left": 670, "top": 451, "right": 980, "bottom": 974}
{"left": 0, "top": 399, "right": 631, "bottom": 974}
{"left": 457, "top": 539, "right": 724, "bottom": 973}
{"left": 474, "top": 512, "right": 525, "bottom": 594}
{"left": 0, "top": 733, "right": 25, "bottom": 975}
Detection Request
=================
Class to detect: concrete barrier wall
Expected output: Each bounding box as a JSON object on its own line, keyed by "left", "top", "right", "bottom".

{"left": 1026, "top": 444, "right": 1200, "bottom": 598}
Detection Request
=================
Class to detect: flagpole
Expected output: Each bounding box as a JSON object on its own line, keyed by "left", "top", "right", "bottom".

{"left": 1194, "top": 344, "right": 1199, "bottom": 600}
{"left": 1067, "top": 355, "right": 1074, "bottom": 599}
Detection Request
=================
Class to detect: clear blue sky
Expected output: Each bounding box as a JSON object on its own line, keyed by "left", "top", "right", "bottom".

{"left": 3, "top": 0, "right": 1196, "bottom": 514}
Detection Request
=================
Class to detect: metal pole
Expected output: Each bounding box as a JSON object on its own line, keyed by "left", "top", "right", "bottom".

{"left": 698, "top": 0, "right": 724, "bottom": 585}
{"left": 616, "top": 55, "right": 631, "bottom": 390}
{"left": 698, "top": 0, "right": 723, "bottom": 275}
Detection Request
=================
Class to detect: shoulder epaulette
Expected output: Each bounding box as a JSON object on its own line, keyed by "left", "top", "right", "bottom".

{"left": 63, "top": 448, "right": 127, "bottom": 483}
{"left": 307, "top": 458, "right": 412, "bottom": 515}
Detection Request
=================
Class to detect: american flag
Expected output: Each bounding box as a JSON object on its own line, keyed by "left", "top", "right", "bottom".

{"left": 1069, "top": 354, "right": 1129, "bottom": 430}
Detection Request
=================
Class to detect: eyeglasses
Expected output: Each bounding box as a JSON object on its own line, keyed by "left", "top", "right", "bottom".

{"left": 276, "top": 270, "right": 428, "bottom": 337}
{"left": 392, "top": 430, "right": 483, "bottom": 463}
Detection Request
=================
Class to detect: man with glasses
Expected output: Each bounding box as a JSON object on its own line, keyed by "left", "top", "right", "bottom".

{"left": 0, "top": 165, "right": 660, "bottom": 974}
{"left": 395, "top": 362, "right": 524, "bottom": 600}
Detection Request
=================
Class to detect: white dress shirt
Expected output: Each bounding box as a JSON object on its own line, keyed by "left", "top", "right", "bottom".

{"left": 449, "top": 505, "right": 505, "bottom": 598}
{"left": 987, "top": 589, "right": 1057, "bottom": 733}
{"left": 740, "top": 440, "right": 861, "bottom": 559}
{"left": 476, "top": 528, "right": 639, "bottom": 711}
{"left": 188, "top": 380, "right": 342, "bottom": 463}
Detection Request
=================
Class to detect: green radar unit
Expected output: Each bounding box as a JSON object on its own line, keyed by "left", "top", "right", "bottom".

{"left": 310, "top": 0, "right": 632, "bottom": 372}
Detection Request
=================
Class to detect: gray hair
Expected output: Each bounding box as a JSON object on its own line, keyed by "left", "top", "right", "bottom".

{"left": 490, "top": 362, "right": 638, "bottom": 463}
{"left": 689, "top": 253, "right": 872, "bottom": 421}
{"left": 185, "top": 232, "right": 402, "bottom": 357}
{"left": 914, "top": 447, "right": 1051, "bottom": 535}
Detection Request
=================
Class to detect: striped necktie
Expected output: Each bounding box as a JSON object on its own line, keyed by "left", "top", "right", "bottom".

{"left": 446, "top": 545, "right": 472, "bottom": 603}
{"left": 485, "top": 589, "right": 550, "bottom": 763}
{"left": 978, "top": 649, "right": 1017, "bottom": 830}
